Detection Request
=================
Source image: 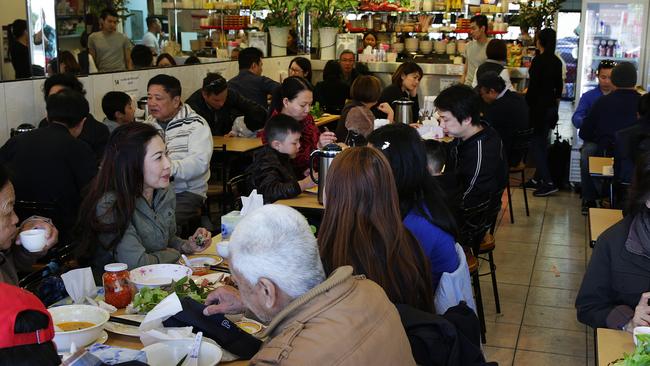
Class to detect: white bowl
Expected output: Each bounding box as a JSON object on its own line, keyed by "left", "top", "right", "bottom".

{"left": 142, "top": 339, "right": 223, "bottom": 366}
{"left": 634, "top": 326, "right": 650, "bottom": 345}
{"left": 130, "top": 264, "right": 193, "bottom": 290}
{"left": 48, "top": 305, "right": 110, "bottom": 351}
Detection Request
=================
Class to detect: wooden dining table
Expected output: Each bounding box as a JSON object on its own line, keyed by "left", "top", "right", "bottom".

{"left": 314, "top": 114, "right": 340, "bottom": 128}
{"left": 589, "top": 156, "right": 614, "bottom": 176}
{"left": 596, "top": 328, "right": 635, "bottom": 366}
{"left": 104, "top": 235, "right": 249, "bottom": 365}
{"left": 213, "top": 136, "right": 263, "bottom": 153}
{"left": 275, "top": 192, "right": 324, "bottom": 211}
{"left": 588, "top": 208, "right": 623, "bottom": 245}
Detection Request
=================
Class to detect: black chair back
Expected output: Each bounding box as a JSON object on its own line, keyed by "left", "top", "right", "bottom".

{"left": 508, "top": 128, "right": 534, "bottom": 167}
{"left": 458, "top": 199, "right": 492, "bottom": 255}
{"left": 224, "top": 173, "right": 252, "bottom": 212}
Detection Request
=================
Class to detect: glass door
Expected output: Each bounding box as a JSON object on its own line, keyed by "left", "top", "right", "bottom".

{"left": 575, "top": 0, "right": 648, "bottom": 99}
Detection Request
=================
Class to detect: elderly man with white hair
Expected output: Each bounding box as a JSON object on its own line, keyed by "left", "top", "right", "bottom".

{"left": 204, "top": 204, "right": 415, "bottom": 365}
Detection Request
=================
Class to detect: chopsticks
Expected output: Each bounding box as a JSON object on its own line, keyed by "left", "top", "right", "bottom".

{"left": 209, "top": 265, "right": 230, "bottom": 273}
{"left": 108, "top": 316, "right": 141, "bottom": 327}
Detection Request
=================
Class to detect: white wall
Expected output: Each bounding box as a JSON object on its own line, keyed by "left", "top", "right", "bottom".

{"left": 0, "top": 56, "right": 293, "bottom": 144}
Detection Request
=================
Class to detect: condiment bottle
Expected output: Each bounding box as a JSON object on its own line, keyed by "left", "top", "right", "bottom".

{"left": 103, "top": 263, "right": 133, "bottom": 309}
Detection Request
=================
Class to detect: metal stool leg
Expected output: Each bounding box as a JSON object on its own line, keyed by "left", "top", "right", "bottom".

{"left": 506, "top": 178, "right": 514, "bottom": 224}
{"left": 521, "top": 170, "right": 530, "bottom": 216}
{"left": 488, "top": 251, "right": 501, "bottom": 314}
{"left": 472, "top": 271, "right": 486, "bottom": 344}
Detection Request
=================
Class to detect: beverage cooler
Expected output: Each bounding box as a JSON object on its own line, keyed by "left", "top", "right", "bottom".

{"left": 575, "top": 0, "right": 649, "bottom": 100}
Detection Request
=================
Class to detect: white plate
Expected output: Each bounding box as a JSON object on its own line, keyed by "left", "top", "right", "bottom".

{"left": 188, "top": 256, "right": 223, "bottom": 266}
{"left": 104, "top": 314, "right": 145, "bottom": 337}
{"left": 142, "top": 340, "right": 222, "bottom": 366}
{"left": 192, "top": 272, "right": 231, "bottom": 286}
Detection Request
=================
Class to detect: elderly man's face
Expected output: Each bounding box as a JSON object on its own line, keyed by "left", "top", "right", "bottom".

{"left": 231, "top": 268, "right": 280, "bottom": 323}
{"left": 0, "top": 182, "right": 19, "bottom": 250}
{"left": 147, "top": 84, "right": 181, "bottom": 122}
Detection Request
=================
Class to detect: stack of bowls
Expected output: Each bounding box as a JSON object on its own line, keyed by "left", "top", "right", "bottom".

{"left": 405, "top": 37, "right": 419, "bottom": 53}
{"left": 392, "top": 43, "right": 405, "bottom": 53}
{"left": 419, "top": 40, "right": 433, "bottom": 54}
{"left": 434, "top": 40, "right": 446, "bottom": 54}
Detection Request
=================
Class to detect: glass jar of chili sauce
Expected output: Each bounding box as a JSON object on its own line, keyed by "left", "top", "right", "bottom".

{"left": 103, "top": 263, "right": 133, "bottom": 308}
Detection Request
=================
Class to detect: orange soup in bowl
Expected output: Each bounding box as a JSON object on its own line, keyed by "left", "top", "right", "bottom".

{"left": 57, "top": 321, "right": 95, "bottom": 332}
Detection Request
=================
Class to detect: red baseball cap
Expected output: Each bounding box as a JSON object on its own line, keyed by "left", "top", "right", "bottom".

{"left": 0, "top": 283, "right": 55, "bottom": 348}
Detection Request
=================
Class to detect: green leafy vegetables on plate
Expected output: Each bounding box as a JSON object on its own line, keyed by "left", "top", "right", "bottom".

{"left": 132, "top": 276, "right": 217, "bottom": 313}
{"left": 613, "top": 334, "right": 650, "bottom": 366}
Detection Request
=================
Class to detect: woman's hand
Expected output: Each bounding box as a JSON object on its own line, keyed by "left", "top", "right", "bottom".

{"left": 186, "top": 228, "right": 212, "bottom": 253}
{"left": 317, "top": 132, "right": 337, "bottom": 148}
{"left": 377, "top": 102, "right": 394, "bottom": 122}
{"left": 203, "top": 285, "right": 246, "bottom": 315}
{"left": 630, "top": 292, "right": 650, "bottom": 331}
{"left": 16, "top": 218, "right": 58, "bottom": 252}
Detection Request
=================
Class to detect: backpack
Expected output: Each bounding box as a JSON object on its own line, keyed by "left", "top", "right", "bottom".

{"left": 547, "top": 128, "right": 571, "bottom": 189}
{"left": 396, "top": 302, "right": 497, "bottom": 366}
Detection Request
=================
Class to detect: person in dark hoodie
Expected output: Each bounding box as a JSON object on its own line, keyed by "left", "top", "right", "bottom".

{"left": 615, "top": 93, "right": 650, "bottom": 185}
{"left": 185, "top": 72, "right": 266, "bottom": 136}
{"left": 576, "top": 151, "right": 650, "bottom": 332}
{"left": 248, "top": 114, "right": 316, "bottom": 203}
{"left": 579, "top": 61, "right": 641, "bottom": 213}
{"left": 37, "top": 73, "right": 109, "bottom": 163}
{"left": 435, "top": 84, "right": 507, "bottom": 209}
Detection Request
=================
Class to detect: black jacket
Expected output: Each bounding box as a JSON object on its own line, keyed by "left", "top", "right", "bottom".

{"left": 185, "top": 88, "right": 266, "bottom": 136}
{"left": 576, "top": 215, "right": 650, "bottom": 329}
{"left": 314, "top": 79, "right": 350, "bottom": 115}
{"left": 448, "top": 126, "right": 507, "bottom": 208}
{"left": 580, "top": 89, "right": 641, "bottom": 152}
{"left": 0, "top": 123, "right": 98, "bottom": 236}
{"left": 247, "top": 146, "right": 301, "bottom": 204}
{"left": 39, "top": 113, "right": 109, "bottom": 163}
{"left": 483, "top": 90, "right": 530, "bottom": 166}
{"left": 525, "top": 52, "right": 563, "bottom": 130}
{"left": 375, "top": 84, "right": 420, "bottom": 121}
{"left": 615, "top": 117, "right": 650, "bottom": 183}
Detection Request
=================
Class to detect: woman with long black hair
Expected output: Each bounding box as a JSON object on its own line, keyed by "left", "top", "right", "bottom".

{"left": 76, "top": 123, "right": 210, "bottom": 279}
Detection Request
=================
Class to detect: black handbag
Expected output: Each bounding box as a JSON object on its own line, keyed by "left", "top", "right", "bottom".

{"left": 162, "top": 297, "right": 262, "bottom": 360}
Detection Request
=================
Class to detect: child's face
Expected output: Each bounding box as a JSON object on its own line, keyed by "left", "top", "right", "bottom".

{"left": 120, "top": 100, "right": 135, "bottom": 123}
{"left": 273, "top": 132, "right": 301, "bottom": 158}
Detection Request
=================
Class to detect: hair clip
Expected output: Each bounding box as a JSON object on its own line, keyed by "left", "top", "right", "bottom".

{"left": 381, "top": 141, "right": 390, "bottom": 150}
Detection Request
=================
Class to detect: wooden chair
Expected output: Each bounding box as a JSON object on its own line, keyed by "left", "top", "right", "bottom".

{"left": 506, "top": 128, "right": 534, "bottom": 224}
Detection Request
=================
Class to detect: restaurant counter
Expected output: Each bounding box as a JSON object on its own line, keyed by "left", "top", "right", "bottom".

{"left": 310, "top": 60, "right": 529, "bottom": 105}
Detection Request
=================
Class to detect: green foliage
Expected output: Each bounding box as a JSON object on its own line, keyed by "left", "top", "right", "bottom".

{"left": 612, "top": 334, "right": 650, "bottom": 366}
{"left": 518, "top": 0, "right": 565, "bottom": 30}
{"left": 87, "top": 0, "right": 131, "bottom": 20}
{"left": 252, "top": 0, "right": 307, "bottom": 28}
{"left": 310, "top": 102, "right": 323, "bottom": 119}
{"left": 310, "top": 0, "right": 359, "bottom": 28}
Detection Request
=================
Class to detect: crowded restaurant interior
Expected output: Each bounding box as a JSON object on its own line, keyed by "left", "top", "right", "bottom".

{"left": 0, "top": 0, "right": 649, "bottom": 365}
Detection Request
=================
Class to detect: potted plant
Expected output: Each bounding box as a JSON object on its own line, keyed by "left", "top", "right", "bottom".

{"left": 252, "top": 0, "right": 305, "bottom": 56}
{"left": 518, "top": 0, "right": 565, "bottom": 33}
{"left": 310, "top": 0, "right": 359, "bottom": 59}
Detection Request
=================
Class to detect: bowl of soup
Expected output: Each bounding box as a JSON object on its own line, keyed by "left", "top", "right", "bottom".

{"left": 48, "top": 304, "right": 110, "bottom": 351}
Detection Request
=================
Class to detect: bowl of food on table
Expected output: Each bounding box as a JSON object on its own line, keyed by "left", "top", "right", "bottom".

{"left": 48, "top": 304, "right": 110, "bottom": 351}
{"left": 130, "top": 263, "right": 193, "bottom": 290}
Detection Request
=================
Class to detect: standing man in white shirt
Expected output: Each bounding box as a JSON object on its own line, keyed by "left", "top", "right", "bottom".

{"left": 142, "top": 16, "right": 162, "bottom": 56}
{"left": 461, "top": 15, "right": 489, "bottom": 86}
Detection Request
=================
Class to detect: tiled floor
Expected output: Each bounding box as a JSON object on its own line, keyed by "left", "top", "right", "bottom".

{"left": 481, "top": 189, "right": 592, "bottom": 366}
{"left": 480, "top": 101, "right": 596, "bottom": 365}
